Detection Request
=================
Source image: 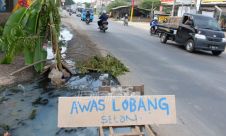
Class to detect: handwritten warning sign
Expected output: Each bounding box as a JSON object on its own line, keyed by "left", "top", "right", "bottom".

{"left": 58, "top": 95, "right": 176, "bottom": 127}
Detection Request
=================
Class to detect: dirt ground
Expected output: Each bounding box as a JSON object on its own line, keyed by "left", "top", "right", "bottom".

{"left": 0, "top": 53, "right": 35, "bottom": 87}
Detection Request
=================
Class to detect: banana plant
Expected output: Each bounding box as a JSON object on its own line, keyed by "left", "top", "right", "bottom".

{"left": 0, "top": 0, "right": 61, "bottom": 72}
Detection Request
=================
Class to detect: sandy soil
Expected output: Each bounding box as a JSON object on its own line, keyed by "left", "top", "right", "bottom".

{"left": 62, "top": 17, "right": 108, "bottom": 62}
{"left": 0, "top": 53, "right": 35, "bottom": 88}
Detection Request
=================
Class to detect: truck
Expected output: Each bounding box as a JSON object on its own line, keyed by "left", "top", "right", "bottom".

{"left": 158, "top": 13, "right": 226, "bottom": 56}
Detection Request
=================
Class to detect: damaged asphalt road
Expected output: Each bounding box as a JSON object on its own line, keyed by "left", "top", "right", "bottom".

{"left": 65, "top": 15, "right": 226, "bottom": 136}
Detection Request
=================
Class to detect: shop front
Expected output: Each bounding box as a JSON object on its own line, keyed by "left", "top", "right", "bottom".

{"left": 200, "top": 0, "right": 226, "bottom": 31}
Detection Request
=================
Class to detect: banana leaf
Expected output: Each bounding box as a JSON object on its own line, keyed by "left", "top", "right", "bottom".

{"left": 25, "top": 3, "right": 42, "bottom": 34}
{"left": 24, "top": 45, "right": 34, "bottom": 65}
{"left": 3, "top": 8, "right": 27, "bottom": 36}
{"left": 34, "top": 38, "right": 47, "bottom": 72}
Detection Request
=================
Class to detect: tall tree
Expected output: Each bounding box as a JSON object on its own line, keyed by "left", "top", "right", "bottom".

{"left": 64, "top": 0, "right": 75, "bottom": 5}
{"left": 84, "top": 2, "right": 91, "bottom": 8}
{"left": 140, "top": 0, "right": 160, "bottom": 10}
{"left": 107, "top": 0, "right": 128, "bottom": 12}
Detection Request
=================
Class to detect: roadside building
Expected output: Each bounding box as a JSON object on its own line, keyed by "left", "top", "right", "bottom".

{"left": 160, "top": 0, "right": 226, "bottom": 30}
{"left": 111, "top": 5, "right": 151, "bottom": 22}
{"left": 161, "top": 0, "right": 197, "bottom": 16}
{"left": 199, "top": 0, "right": 226, "bottom": 30}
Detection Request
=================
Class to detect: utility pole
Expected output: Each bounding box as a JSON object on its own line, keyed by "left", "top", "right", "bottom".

{"left": 196, "top": 0, "right": 202, "bottom": 13}
{"left": 151, "top": 1, "right": 154, "bottom": 19}
{"left": 130, "top": 0, "right": 135, "bottom": 22}
{"left": 171, "top": 0, "right": 176, "bottom": 16}
{"left": 91, "top": 0, "right": 92, "bottom": 8}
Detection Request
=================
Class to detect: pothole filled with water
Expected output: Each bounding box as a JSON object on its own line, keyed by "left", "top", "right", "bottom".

{"left": 0, "top": 73, "right": 119, "bottom": 136}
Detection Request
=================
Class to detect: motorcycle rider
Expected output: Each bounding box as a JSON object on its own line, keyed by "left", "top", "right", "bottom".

{"left": 150, "top": 17, "right": 158, "bottom": 30}
{"left": 86, "top": 10, "right": 91, "bottom": 20}
{"left": 98, "top": 10, "right": 108, "bottom": 28}
{"left": 150, "top": 17, "right": 158, "bottom": 34}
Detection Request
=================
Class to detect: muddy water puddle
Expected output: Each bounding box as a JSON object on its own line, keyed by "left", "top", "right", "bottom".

{"left": 47, "top": 25, "right": 74, "bottom": 60}
{"left": 0, "top": 73, "right": 119, "bottom": 136}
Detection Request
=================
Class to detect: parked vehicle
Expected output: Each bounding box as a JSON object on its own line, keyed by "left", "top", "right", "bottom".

{"left": 81, "top": 8, "right": 94, "bottom": 22}
{"left": 158, "top": 13, "right": 226, "bottom": 56}
{"left": 76, "top": 13, "right": 81, "bottom": 17}
{"left": 71, "top": 9, "right": 76, "bottom": 14}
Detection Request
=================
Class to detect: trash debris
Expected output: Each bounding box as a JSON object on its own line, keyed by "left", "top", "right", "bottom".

{"left": 29, "top": 109, "right": 37, "bottom": 120}
{"left": 48, "top": 68, "right": 65, "bottom": 87}
{"left": 32, "top": 97, "right": 49, "bottom": 106}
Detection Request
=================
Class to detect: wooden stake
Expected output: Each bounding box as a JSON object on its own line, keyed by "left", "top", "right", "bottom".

{"left": 9, "top": 59, "right": 53, "bottom": 76}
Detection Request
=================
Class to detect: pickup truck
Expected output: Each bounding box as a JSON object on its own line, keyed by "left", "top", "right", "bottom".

{"left": 158, "top": 13, "right": 226, "bottom": 56}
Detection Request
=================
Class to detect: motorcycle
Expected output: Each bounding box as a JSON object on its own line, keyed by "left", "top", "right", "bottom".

{"left": 86, "top": 18, "right": 90, "bottom": 25}
{"left": 150, "top": 20, "right": 160, "bottom": 36}
{"left": 99, "top": 21, "right": 108, "bottom": 32}
{"left": 150, "top": 25, "right": 160, "bottom": 37}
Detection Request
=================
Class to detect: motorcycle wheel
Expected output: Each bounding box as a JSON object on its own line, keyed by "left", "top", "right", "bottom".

{"left": 150, "top": 28, "right": 155, "bottom": 35}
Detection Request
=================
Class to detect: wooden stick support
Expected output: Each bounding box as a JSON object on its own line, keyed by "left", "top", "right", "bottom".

{"left": 109, "top": 127, "right": 114, "bottom": 136}
{"left": 145, "top": 125, "right": 155, "bottom": 136}
{"left": 99, "top": 85, "right": 144, "bottom": 95}
{"left": 99, "top": 125, "right": 155, "bottom": 136}
{"left": 99, "top": 127, "right": 104, "bottom": 136}
{"left": 98, "top": 85, "right": 156, "bottom": 136}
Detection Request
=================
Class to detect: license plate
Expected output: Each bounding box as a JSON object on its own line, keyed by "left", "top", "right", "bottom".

{"left": 210, "top": 45, "right": 218, "bottom": 50}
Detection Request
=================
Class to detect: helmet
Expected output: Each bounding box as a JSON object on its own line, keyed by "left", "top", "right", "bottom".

{"left": 125, "top": 14, "right": 128, "bottom": 17}
{"left": 154, "top": 17, "right": 158, "bottom": 20}
{"left": 102, "top": 10, "right": 106, "bottom": 14}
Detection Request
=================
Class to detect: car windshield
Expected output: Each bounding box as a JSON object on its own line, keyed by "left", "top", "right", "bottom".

{"left": 194, "top": 16, "right": 221, "bottom": 31}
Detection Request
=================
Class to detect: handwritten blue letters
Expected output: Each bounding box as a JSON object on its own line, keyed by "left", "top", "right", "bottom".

{"left": 70, "top": 97, "right": 170, "bottom": 115}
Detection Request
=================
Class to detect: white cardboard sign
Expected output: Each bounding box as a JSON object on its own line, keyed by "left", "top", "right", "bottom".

{"left": 58, "top": 95, "right": 176, "bottom": 127}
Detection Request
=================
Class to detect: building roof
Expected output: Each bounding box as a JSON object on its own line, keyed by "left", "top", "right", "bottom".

{"left": 111, "top": 5, "right": 130, "bottom": 10}
{"left": 111, "top": 5, "right": 151, "bottom": 12}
